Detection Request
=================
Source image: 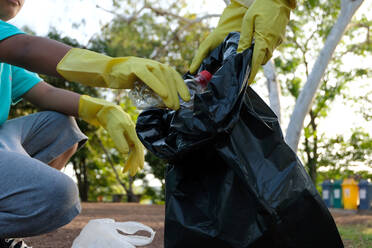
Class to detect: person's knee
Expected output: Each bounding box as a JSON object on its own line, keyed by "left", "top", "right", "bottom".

{"left": 0, "top": 170, "right": 82, "bottom": 237}
{"left": 49, "top": 174, "right": 81, "bottom": 217}
{"left": 40, "top": 174, "right": 81, "bottom": 232}
{"left": 44, "top": 111, "right": 77, "bottom": 129}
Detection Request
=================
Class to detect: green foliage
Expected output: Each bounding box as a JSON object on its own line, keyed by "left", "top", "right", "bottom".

{"left": 90, "top": 0, "right": 211, "bottom": 74}
{"left": 84, "top": 0, "right": 213, "bottom": 201}
{"left": 145, "top": 152, "right": 167, "bottom": 185}
{"left": 286, "top": 76, "right": 302, "bottom": 98}
{"left": 276, "top": 0, "right": 372, "bottom": 184}
{"left": 141, "top": 184, "right": 165, "bottom": 204}
{"left": 41, "top": 0, "right": 210, "bottom": 202}
{"left": 317, "top": 130, "right": 372, "bottom": 181}
{"left": 360, "top": 90, "right": 372, "bottom": 121}
{"left": 43, "top": 29, "right": 105, "bottom": 201}
{"left": 13, "top": 0, "right": 370, "bottom": 202}
{"left": 41, "top": 29, "right": 103, "bottom": 201}
{"left": 8, "top": 26, "right": 147, "bottom": 202}
{"left": 143, "top": 152, "right": 168, "bottom": 202}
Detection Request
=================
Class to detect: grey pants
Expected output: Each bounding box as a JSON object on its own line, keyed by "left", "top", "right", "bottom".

{"left": 0, "top": 111, "right": 87, "bottom": 238}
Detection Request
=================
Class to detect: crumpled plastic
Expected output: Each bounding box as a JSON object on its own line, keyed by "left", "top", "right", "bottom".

{"left": 136, "top": 32, "right": 343, "bottom": 247}
{"left": 71, "top": 219, "right": 155, "bottom": 248}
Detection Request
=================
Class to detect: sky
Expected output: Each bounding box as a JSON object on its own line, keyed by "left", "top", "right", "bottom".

{"left": 9, "top": 0, "right": 372, "bottom": 178}
{"left": 10, "top": 0, "right": 226, "bottom": 44}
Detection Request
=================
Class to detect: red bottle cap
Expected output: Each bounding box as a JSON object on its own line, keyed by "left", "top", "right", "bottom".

{"left": 197, "top": 70, "right": 212, "bottom": 87}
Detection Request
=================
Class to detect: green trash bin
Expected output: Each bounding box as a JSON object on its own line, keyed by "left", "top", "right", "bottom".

{"left": 333, "top": 180, "right": 343, "bottom": 208}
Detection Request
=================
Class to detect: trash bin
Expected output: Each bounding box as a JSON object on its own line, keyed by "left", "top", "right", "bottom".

{"left": 358, "top": 180, "right": 372, "bottom": 210}
{"left": 321, "top": 180, "right": 333, "bottom": 208}
{"left": 333, "top": 180, "right": 343, "bottom": 209}
{"left": 342, "top": 178, "right": 359, "bottom": 210}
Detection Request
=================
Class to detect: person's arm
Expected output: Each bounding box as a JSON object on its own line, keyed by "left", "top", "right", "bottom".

{"left": 0, "top": 33, "right": 189, "bottom": 110}
{"left": 0, "top": 34, "right": 71, "bottom": 77}
{"left": 23, "top": 81, "right": 80, "bottom": 117}
{"left": 23, "top": 82, "right": 144, "bottom": 175}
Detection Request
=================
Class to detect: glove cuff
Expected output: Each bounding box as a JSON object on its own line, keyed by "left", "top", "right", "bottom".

{"left": 232, "top": 0, "right": 254, "bottom": 8}
{"left": 233, "top": 0, "right": 296, "bottom": 9}
{"left": 57, "top": 48, "right": 112, "bottom": 87}
{"left": 78, "top": 95, "right": 106, "bottom": 126}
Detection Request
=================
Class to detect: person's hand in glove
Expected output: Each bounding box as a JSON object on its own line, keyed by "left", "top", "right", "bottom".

{"left": 190, "top": 0, "right": 296, "bottom": 83}
{"left": 79, "top": 95, "right": 144, "bottom": 176}
{"left": 0, "top": 26, "right": 189, "bottom": 110}
{"left": 57, "top": 49, "right": 190, "bottom": 110}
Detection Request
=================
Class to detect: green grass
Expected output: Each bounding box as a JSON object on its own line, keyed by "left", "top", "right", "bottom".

{"left": 338, "top": 225, "right": 372, "bottom": 248}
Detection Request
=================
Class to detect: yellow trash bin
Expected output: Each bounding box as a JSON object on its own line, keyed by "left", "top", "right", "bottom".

{"left": 342, "top": 178, "right": 359, "bottom": 210}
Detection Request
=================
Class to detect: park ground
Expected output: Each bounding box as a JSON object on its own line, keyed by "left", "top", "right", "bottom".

{"left": 25, "top": 203, "right": 372, "bottom": 248}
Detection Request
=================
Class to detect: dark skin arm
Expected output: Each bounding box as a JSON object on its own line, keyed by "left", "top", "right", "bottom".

{"left": 0, "top": 34, "right": 79, "bottom": 116}
{"left": 23, "top": 81, "right": 80, "bottom": 117}
{"left": 0, "top": 34, "right": 71, "bottom": 77}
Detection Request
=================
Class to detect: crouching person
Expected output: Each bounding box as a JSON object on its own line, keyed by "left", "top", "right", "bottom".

{"left": 0, "top": 0, "right": 188, "bottom": 247}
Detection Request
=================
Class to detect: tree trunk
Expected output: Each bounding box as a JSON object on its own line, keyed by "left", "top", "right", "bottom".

{"left": 81, "top": 159, "right": 89, "bottom": 201}
{"left": 285, "top": 0, "right": 364, "bottom": 153}
{"left": 304, "top": 111, "right": 320, "bottom": 183}
{"left": 308, "top": 159, "right": 318, "bottom": 183}
{"left": 263, "top": 60, "right": 282, "bottom": 124}
{"left": 96, "top": 135, "right": 141, "bottom": 202}
{"left": 127, "top": 176, "right": 139, "bottom": 202}
{"left": 73, "top": 158, "right": 89, "bottom": 202}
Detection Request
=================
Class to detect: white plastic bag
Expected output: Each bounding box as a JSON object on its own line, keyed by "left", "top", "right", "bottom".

{"left": 71, "top": 219, "right": 155, "bottom": 248}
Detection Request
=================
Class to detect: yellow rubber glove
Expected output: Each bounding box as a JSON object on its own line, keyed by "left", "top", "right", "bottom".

{"left": 190, "top": 0, "right": 296, "bottom": 83}
{"left": 189, "top": 0, "right": 248, "bottom": 74}
{"left": 238, "top": 0, "right": 295, "bottom": 83}
{"left": 57, "top": 49, "right": 190, "bottom": 110}
{"left": 79, "top": 95, "right": 144, "bottom": 176}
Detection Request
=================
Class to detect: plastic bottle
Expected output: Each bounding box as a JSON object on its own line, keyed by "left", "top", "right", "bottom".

{"left": 128, "top": 70, "right": 212, "bottom": 109}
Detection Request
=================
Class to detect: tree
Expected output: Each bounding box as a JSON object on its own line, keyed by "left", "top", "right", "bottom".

{"left": 284, "top": 0, "right": 365, "bottom": 152}
{"left": 97, "top": 0, "right": 372, "bottom": 187}
{"left": 92, "top": 0, "right": 217, "bottom": 72}
{"left": 263, "top": 61, "right": 282, "bottom": 123}
{"left": 85, "top": 0, "right": 219, "bottom": 199}
{"left": 143, "top": 152, "right": 167, "bottom": 203}
{"left": 221, "top": 1, "right": 370, "bottom": 185}
{"left": 317, "top": 130, "right": 372, "bottom": 182}
{"left": 93, "top": 97, "right": 148, "bottom": 202}
{"left": 260, "top": 0, "right": 372, "bottom": 184}
{"left": 9, "top": 0, "right": 218, "bottom": 202}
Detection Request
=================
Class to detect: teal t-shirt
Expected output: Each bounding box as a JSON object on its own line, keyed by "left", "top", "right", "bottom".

{"left": 0, "top": 20, "right": 42, "bottom": 125}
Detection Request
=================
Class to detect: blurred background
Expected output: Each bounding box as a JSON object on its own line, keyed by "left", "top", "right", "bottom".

{"left": 8, "top": 0, "right": 372, "bottom": 209}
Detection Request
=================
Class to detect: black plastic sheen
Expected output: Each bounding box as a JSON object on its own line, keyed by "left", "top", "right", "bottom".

{"left": 136, "top": 32, "right": 343, "bottom": 248}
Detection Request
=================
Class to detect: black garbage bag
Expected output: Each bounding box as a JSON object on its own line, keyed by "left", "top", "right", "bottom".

{"left": 136, "top": 32, "right": 343, "bottom": 248}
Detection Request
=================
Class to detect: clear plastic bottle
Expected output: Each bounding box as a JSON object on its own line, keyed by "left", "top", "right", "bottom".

{"left": 128, "top": 70, "right": 212, "bottom": 109}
